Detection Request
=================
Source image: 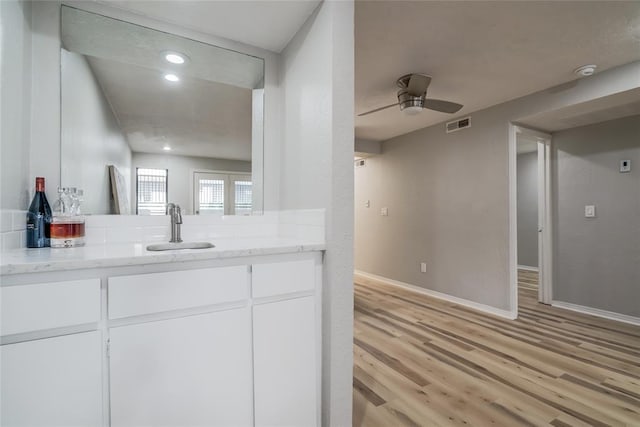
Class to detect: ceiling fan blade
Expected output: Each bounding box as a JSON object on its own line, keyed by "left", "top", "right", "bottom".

{"left": 357, "top": 102, "right": 399, "bottom": 117}
{"left": 407, "top": 74, "right": 431, "bottom": 97}
{"left": 424, "top": 99, "right": 463, "bottom": 114}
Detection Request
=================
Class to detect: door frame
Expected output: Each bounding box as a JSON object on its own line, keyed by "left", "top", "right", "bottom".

{"left": 509, "top": 124, "right": 553, "bottom": 315}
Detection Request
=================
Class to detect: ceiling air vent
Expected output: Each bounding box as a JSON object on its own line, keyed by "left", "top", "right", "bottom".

{"left": 446, "top": 116, "right": 471, "bottom": 134}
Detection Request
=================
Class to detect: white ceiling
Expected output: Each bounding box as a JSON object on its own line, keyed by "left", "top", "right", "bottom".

{"left": 62, "top": 6, "right": 258, "bottom": 161}
{"left": 96, "top": 0, "right": 321, "bottom": 53}
{"left": 88, "top": 57, "right": 253, "bottom": 161}
{"left": 518, "top": 88, "right": 640, "bottom": 133}
{"left": 356, "top": 1, "right": 640, "bottom": 141}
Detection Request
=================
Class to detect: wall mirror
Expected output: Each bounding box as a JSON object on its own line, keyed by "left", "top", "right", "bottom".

{"left": 60, "top": 6, "right": 264, "bottom": 215}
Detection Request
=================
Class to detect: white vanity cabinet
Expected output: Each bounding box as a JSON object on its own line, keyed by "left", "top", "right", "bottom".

{"left": 0, "top": 279, "right": 103, "bottom": 427}
{"left": 107, "top": 266, "right": 253, "bottom": 427}
{"left": 252, "top": 259, "right": 320, "bottom": 427}
{"left": 109, "top": 309, "right": 253, "bottom": 427}
{"left": 0, "top": 251, "right": 322, "bottom": 427}
{"left": 1, "top": 332, "right": 104, "bottom": 427}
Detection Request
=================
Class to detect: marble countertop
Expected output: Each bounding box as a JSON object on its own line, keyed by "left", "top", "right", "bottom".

{"left": 0, "top": 238, "right": 325, "bottom": 276}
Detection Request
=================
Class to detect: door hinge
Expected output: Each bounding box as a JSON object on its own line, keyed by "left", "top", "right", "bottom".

{"left": 106, "top": 339, "right": 111, "bottom": 358}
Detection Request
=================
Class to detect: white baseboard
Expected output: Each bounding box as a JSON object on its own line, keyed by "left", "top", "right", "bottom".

{"left": 551, "top": 300, "right": 640, "bottom": 326}
{"left": 354, "top": 270, "right": 517, "bottom": 320}
{"left": 517, "top": 265, "right": 539, "bottom": 272}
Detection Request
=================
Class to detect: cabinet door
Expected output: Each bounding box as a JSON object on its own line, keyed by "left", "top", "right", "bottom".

{"left": 253, "top": 296, "right": 318, "bottom": 427}
{"left": 109, "top": 309, "right": 252, "bottom": 427}
{"left": 0, "top": 331, "right": 103, "bottom": 427}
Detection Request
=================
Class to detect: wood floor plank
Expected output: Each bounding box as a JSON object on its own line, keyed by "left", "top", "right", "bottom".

{"left": 353, "top": 270, "right": 640, "bottom": 426}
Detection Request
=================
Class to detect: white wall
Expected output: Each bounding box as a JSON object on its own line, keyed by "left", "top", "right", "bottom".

{"left": 552, "top": 115, "right": 640, "bottom": 317}
{"left": 354, "top": 61, "right": 640, "bottom": 314}
{"left": 61, "top": 49, "right": 132, "bottom": 214}
{"left": 30, "top": 1, "right": 61, "bottom": 204}
{"left": 0, "top": 0, "right": 32, "bottom": 210}
{"left": 280, "top": 2, "right": 354, "bottom": 424}
{"left": 16, "top": 1, "right": 355, "bottom": 422}
{"left": 131, "top": 152, "right": 250, "bottom": 215}
{"left": 517, "top": 152, "right": 538, "bottom": 268}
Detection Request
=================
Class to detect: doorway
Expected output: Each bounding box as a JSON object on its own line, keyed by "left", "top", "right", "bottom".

{"left": 510, "top": 125, "right": 552, "bottom": 309}
{"left": 193, "top": 171, "right": 253, "bottom": 216}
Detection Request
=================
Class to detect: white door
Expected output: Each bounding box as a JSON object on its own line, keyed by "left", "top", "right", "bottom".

{"left": 537, "top": 140, "right": 553, "bottom": 304}
{"left": 109, "top": 309, "right": 253, "bottom": 427}
{"left": 0, "top": 332, "right": 103, "bottom": 427}
{"left": 193, "top": 172, "right": 252, "bottom": 215}
{"left": 193, "top": 172, "right": 227, "bottom": 216}
{"left": 229, "top": 174, "right": 253, "bottom": 216}
{"left": 253, "top": 296, "right": 318, "bottom": 427}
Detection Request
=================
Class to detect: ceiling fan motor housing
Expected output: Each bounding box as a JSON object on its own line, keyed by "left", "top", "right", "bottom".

{"left": 397, "top": 90, "right": 425, "bottom": 112}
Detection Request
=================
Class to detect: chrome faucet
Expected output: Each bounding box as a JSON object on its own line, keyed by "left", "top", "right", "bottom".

{"left": 167, "top": 203, "right": 183, "bottom": 243}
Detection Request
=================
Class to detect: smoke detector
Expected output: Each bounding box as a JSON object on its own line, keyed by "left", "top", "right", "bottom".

{"left": 574, "top": 64, "right": 597, "bottom": 77}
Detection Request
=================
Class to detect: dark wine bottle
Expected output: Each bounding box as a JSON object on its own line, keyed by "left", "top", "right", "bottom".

{"left": 26, "top": 177, "right": 52, "bottom": 248}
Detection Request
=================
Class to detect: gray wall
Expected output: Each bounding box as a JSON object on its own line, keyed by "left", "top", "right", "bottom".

{"left": 132, "top": 152, "right": 250, "bottom": 215}
{"left": 61, "top": 49, "right": 132, "bottom": 214}
{"left": 553, "top": 115, "right": 640, "bottom": 317}
{"left": 517, "top": 152, "right": 538, "bottom": 268}
{"left": 0, "top": 0, "right": 32, "bottom": 210}
{"left": 354, "top": 61, "right": 640, "bottom": 313}
{"left": 355, "top": 117, "right": 510, "bottom": 310}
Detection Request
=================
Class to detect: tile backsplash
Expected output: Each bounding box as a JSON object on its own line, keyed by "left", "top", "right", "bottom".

{"left": 0, "top": 210, "right": 27, "bottom": 251}
{"left": 0, "top": 209, "right": 325, "bottom": 251}
{"left": 84, "top": 210, "right": 324, "bottom": 245}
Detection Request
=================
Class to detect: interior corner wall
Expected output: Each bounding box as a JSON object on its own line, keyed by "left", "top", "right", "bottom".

{"left": 517, "top": 152, "right": 538, "bottom": 268}
{"left": 354, "top": 61, "right": 640, "bottom": 313}
{"left": 279, "top": 1, "right": 354, "bottom": 424}
{"left": 552, "top": 115, "right": 640, "bottom": 317}
{"left": 1, "top": 0, "right": 32, "bottom": 210}
{"left": 355, "top": 113, "right": 512, "bottom": 310}
{"left": 61, "top": 49, "right": 132, "bottom": 215}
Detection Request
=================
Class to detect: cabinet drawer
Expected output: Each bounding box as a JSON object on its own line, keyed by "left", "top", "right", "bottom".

{"left": 1, "top": 279, "right": 100, "bottom": 336}
{"left": 252, "top": 259, "right": 315, "bottom": 298}
{"left": 108, "top": 266, "right": 248, "bottom": 319}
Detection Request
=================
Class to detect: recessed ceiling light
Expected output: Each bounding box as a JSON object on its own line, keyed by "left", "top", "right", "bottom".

{"left": 163, "top": 146, "right": 172, "bottom": 151}
{"left": 164, "top": 73, "right": 180, "bottom": 82}
{"left": 164, "top": 52, "right": 186, "bottom": 65}
{"left": 574, "top": 64, "right": 597, "bottom": 77}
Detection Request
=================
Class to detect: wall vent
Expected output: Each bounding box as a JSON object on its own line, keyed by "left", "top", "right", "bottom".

{"left": 354, "top": 159, "right": 366, "bottom": 168}
{"left": 446, "top": 116, "right": 471, "bottom": 133}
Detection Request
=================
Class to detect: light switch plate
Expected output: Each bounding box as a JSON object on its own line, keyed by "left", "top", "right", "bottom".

{"left": 365, "top": 200, "right": 370, "bottom": 208}
{"left": 620, "top": 160, "right": 631, "bottom": 173}
{"left": 380, "top": 207, "right": 388, "bottom": 216}
{"left": 585, "top": 205, "right": 596, "bottom": 218}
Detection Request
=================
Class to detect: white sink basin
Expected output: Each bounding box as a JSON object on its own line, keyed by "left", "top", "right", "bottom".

{"left": 146, "top": 242, "right": 215, "bottom": 251}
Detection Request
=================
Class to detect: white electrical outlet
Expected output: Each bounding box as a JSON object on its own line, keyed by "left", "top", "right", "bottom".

{"left": 420, "top": 262, "right": 427, "bottom": 273}
{"left": 620, "top": 159, "right": 631, "bottom": 173}
{"left": 380, "top": 207, "right": 388, "bottom": 216}
{"left": 585, "top": 205, "right": 596, "bottom": 218}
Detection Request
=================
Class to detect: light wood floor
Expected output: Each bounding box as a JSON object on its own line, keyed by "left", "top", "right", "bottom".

{"left": 353, "top": 270, "right": 640, "bottom": 426}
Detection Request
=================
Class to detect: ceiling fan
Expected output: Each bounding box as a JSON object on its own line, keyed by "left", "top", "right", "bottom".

{"left": 358, "top": 73, "right": 463, "bottom": 117}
